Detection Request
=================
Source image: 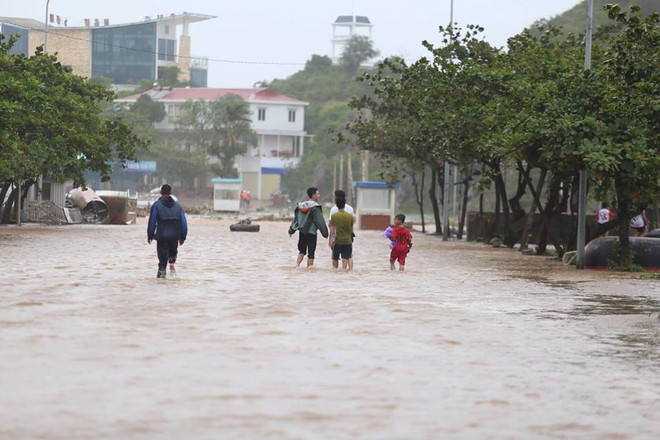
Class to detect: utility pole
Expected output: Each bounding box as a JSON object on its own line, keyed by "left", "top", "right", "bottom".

{"left": 347, "top": 151, "right": 354, "bottom": 205}
{"left": 576, "top": 0, "right": 593, "bottom": 269}
{"left": 45, "top": 1, "right": 51, "bottom": 53}
{"left": 38, "top": 0, "right": 51, "bottom": 203}
{"left": 339, "top": 154, "right": 344, "bottom": 193}
{"left": 333, "top": 161, "right": 337, "bottom": 194}
{"left": 17, "top": 180, "right": 22, "bottom": 226}
{"left": 442, "top": 0, "right": 454, "bottom": 241}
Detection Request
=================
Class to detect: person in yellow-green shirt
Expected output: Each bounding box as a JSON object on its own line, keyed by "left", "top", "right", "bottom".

{"left": 329, "top": 196, "right": 355, "bottom": 270}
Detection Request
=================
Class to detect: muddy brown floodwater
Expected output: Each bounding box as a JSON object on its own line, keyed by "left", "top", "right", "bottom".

{"left": 1, "top": 218, "right": 659, "bottom": 439}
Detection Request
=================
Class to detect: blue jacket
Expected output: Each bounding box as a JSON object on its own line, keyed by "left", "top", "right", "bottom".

{"left": 147, "top": 196, "right": 188, "bottom": 241}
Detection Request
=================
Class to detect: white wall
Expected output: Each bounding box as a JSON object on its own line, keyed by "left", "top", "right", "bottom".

{"left": 249, "top": 102, "right": 305, "bottom": 132}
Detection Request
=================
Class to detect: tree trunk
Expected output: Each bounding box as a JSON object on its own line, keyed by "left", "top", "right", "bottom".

{"left": 613, "top": 180, "right": 633, "bottom": 267}
{"left": 520, "top": 168, "right": 547, "bottom": 251}
{"left": 2, "top": 186, "right": 18, "bottom": 224}
{"left": 457, "top": 173, "right": 470, "bottom": 240}
{"left": 494, "top": 169, "right": 511, "bottom": 242}
{"left": 0, "top": 182, "right": 10, "bottom": 224}
{"left": 411, "top": 169, "right": 426, "bottom": 233}
{"left": 509, "top": 161, "right": 529, "bottom": 222}
{"left": 526, "top": 172, "right": 556, "bottom": 255}
{"left": 494, "top": 174, "right": 501, "bottom": 239}
{"left": 479, "top": 163, "right": 485, "bottom": 217}
{"left": 538, "top": 178, "right": 561, "bottom": 255}
{"left": 428, "top": 166, "right": 442, "bottom": 235}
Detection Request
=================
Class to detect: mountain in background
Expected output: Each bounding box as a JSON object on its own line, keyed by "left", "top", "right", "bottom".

{"left": 531, "top": 0, "right": 659, "bottom": 36}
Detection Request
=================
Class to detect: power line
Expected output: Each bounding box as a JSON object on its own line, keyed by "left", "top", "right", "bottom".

{"left": 14, "top": 23, "right": 307, "bottom": 66}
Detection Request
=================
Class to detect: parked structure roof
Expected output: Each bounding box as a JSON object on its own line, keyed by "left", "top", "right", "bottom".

{"left": 334, "top": 15, "right": 371, "bottom": 24}
{"left": 118, "top": 87, "right": 308, "bottom": 105}
{"left": 0, "top": 12, "right": 215, "bottom": 30}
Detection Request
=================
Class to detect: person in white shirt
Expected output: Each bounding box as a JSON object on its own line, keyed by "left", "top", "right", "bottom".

{"left": 328, "top": 189, "right": 354, "bottom": 221}
{"left": 596, "top": 201, "right": 614, "bottom": 237}
{"left": 629, "top": 204, "right": 649, "bottom": 237}
{"left": 328, "top": 190, "right": 355, "bottom": 268}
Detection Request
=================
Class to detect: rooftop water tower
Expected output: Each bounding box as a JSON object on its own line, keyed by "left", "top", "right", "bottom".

{"left": 331, "top": 15, "right": 373, "bottom": 64}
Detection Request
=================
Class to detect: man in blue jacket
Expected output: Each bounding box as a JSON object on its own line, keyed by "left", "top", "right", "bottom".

{"left": 147, "top": 184, "right": 188, "bottom": 278}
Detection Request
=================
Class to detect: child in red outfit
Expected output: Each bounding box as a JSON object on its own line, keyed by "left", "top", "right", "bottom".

{"left": 389, "top": 214, "right": 413, "bottom": 271}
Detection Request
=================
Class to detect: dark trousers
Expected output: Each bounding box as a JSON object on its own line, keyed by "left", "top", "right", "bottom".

{"left": 156, "top": 240, "right": 179, "bottom": 271}
{"left": 297, "top": 233, "right": 318, "bottom": 259}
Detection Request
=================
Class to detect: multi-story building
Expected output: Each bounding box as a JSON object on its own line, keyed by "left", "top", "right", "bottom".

{"left": 117, "top": 87, "right": 309, "bottom": 201}
{"left": 0, "top": 12, "right": 214, "bottom": 88}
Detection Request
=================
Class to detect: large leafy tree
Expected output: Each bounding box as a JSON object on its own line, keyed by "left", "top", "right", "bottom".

{"left": 0, "top": 36, "right": 144, "bottom": 223}
{"left": 345, "top": 26, "right": 504, "bottom": 236}
{"left": 339, "top": 35, "right": 380, "bottom": 74}
{"left": 583, "top": 5, "right": 660, "bottom": 265}
{"left": 343, "top": 4, "right": 658, "bottom": 269}
{"left": 117, "top": 95, "right": 208, "bottom": 188}
{"left": 176, "top": 94, "right": 257, "bottom": 178}
{"left": 490, "top": 28, "right": 596, "bottom": 253}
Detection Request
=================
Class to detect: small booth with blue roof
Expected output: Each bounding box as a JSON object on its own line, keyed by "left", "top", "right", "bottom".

{"left": 212, "top": 178, "right": 241, "bottom": 212}
{"left": 353, "top": 181, "right": 399, "bottom": 230}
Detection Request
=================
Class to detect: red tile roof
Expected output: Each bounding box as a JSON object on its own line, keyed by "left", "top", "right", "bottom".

{"left": 118, "top": 87, "right": 306, "bottom": 105}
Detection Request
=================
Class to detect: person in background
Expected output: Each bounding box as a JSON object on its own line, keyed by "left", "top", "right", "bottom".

{"left": 328, "top": 189, "right": 354, "bottom": 221}
{"left": 288, "top": 187, "right": 329, "bottom": 268}
{"left": 328, "top": 190, "right": 355, "bottom": 268}
{"left": 240, "top": 190, "right": 251, "bottom": 210}
{"left": 596, "top": 201, "right": 614, "bottom": 237}
{"left": 389, "top": 214, "right": 413, "bottom": 271}
{"left": 147, "top": 184, "right": 188, "bottom": 279}
{"left": 329, "top": 197, "right": 355, "bottom": 270}
{"left": 629, "top": 203, "right": 649, "bottom": 237}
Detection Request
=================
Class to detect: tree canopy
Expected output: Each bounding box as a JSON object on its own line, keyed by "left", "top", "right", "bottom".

{"left": 175, "top": 95, "right": 257, "bottom": 178}
{"left": 344, "top": 5, "right": 659, "bottom": 266}
{"left": 0, "top": 35, "right": 144, "bottom": 223}
{"left": 339, "top": 35, "right": 380, "bottom": 74}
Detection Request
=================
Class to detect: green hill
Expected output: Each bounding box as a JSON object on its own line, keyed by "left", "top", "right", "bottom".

{"left": 532, "top": 0, "right": 659, "bottom": 36}
{"left": 270, "top": 1, "right": 659, "bottom": 202}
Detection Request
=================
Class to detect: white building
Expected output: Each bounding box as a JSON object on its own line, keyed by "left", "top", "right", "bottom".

{"left": 117, "top": 87, "right": 308, "bottom": 201}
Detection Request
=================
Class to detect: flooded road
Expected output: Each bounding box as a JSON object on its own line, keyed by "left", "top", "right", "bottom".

{"left": 1, "top": 218, "right": 659, "bottom": 439}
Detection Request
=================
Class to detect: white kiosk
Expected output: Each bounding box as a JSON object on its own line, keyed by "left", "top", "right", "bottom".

{"left": 212, "top": 178, "right": 241, "bottom": 212}
{"left": 353, "top": 181, "right": 399, "bottom": 230}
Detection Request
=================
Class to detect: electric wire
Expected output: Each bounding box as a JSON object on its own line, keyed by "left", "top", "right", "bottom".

{"left": 12, "top": 23, "right": 307, "bottom": 66}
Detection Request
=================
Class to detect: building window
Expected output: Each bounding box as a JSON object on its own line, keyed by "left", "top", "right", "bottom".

{"left": 258, "top": 108, "right": 266, "bottom": 121}
{"left": 92, "top": 22, "right": 157, "bottom": 84}
{"left": 292, "top": 136, "right": 301, "bottom": 156}
{"left": 167, "top": 104, "right": 178, "bottom": 123}
{"left": 158, "top": 38, "right": 176, "bottom": 61}
{"left": 288, "top": 109, "right": 296, "bottom": 123}
{"left": 164, "top": 25, "right": 170, "bottom": 35}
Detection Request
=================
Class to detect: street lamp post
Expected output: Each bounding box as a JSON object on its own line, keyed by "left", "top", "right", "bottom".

{"left": 576, "top": 0, "right": 594, "bottom": 269}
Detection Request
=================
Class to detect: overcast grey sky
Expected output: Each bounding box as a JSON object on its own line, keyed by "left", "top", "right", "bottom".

{"left": 3, "top": 0, "right": 583, "bottom": 87}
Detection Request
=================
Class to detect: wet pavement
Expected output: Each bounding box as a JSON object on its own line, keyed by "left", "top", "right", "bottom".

{"left": 1, "top": 218, "right": 659, "bottom": 439}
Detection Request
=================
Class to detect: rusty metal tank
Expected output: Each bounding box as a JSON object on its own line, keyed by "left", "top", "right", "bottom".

{"left": 66, "top": 188, "right": 109, "bottom": 224}
{"left": 96, "top": 190, "right": 138, "bottom": 225}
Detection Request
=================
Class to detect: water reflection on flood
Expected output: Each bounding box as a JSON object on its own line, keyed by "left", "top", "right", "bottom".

{"left": 0, "top": 218, "right": 659, "bottom": 439}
